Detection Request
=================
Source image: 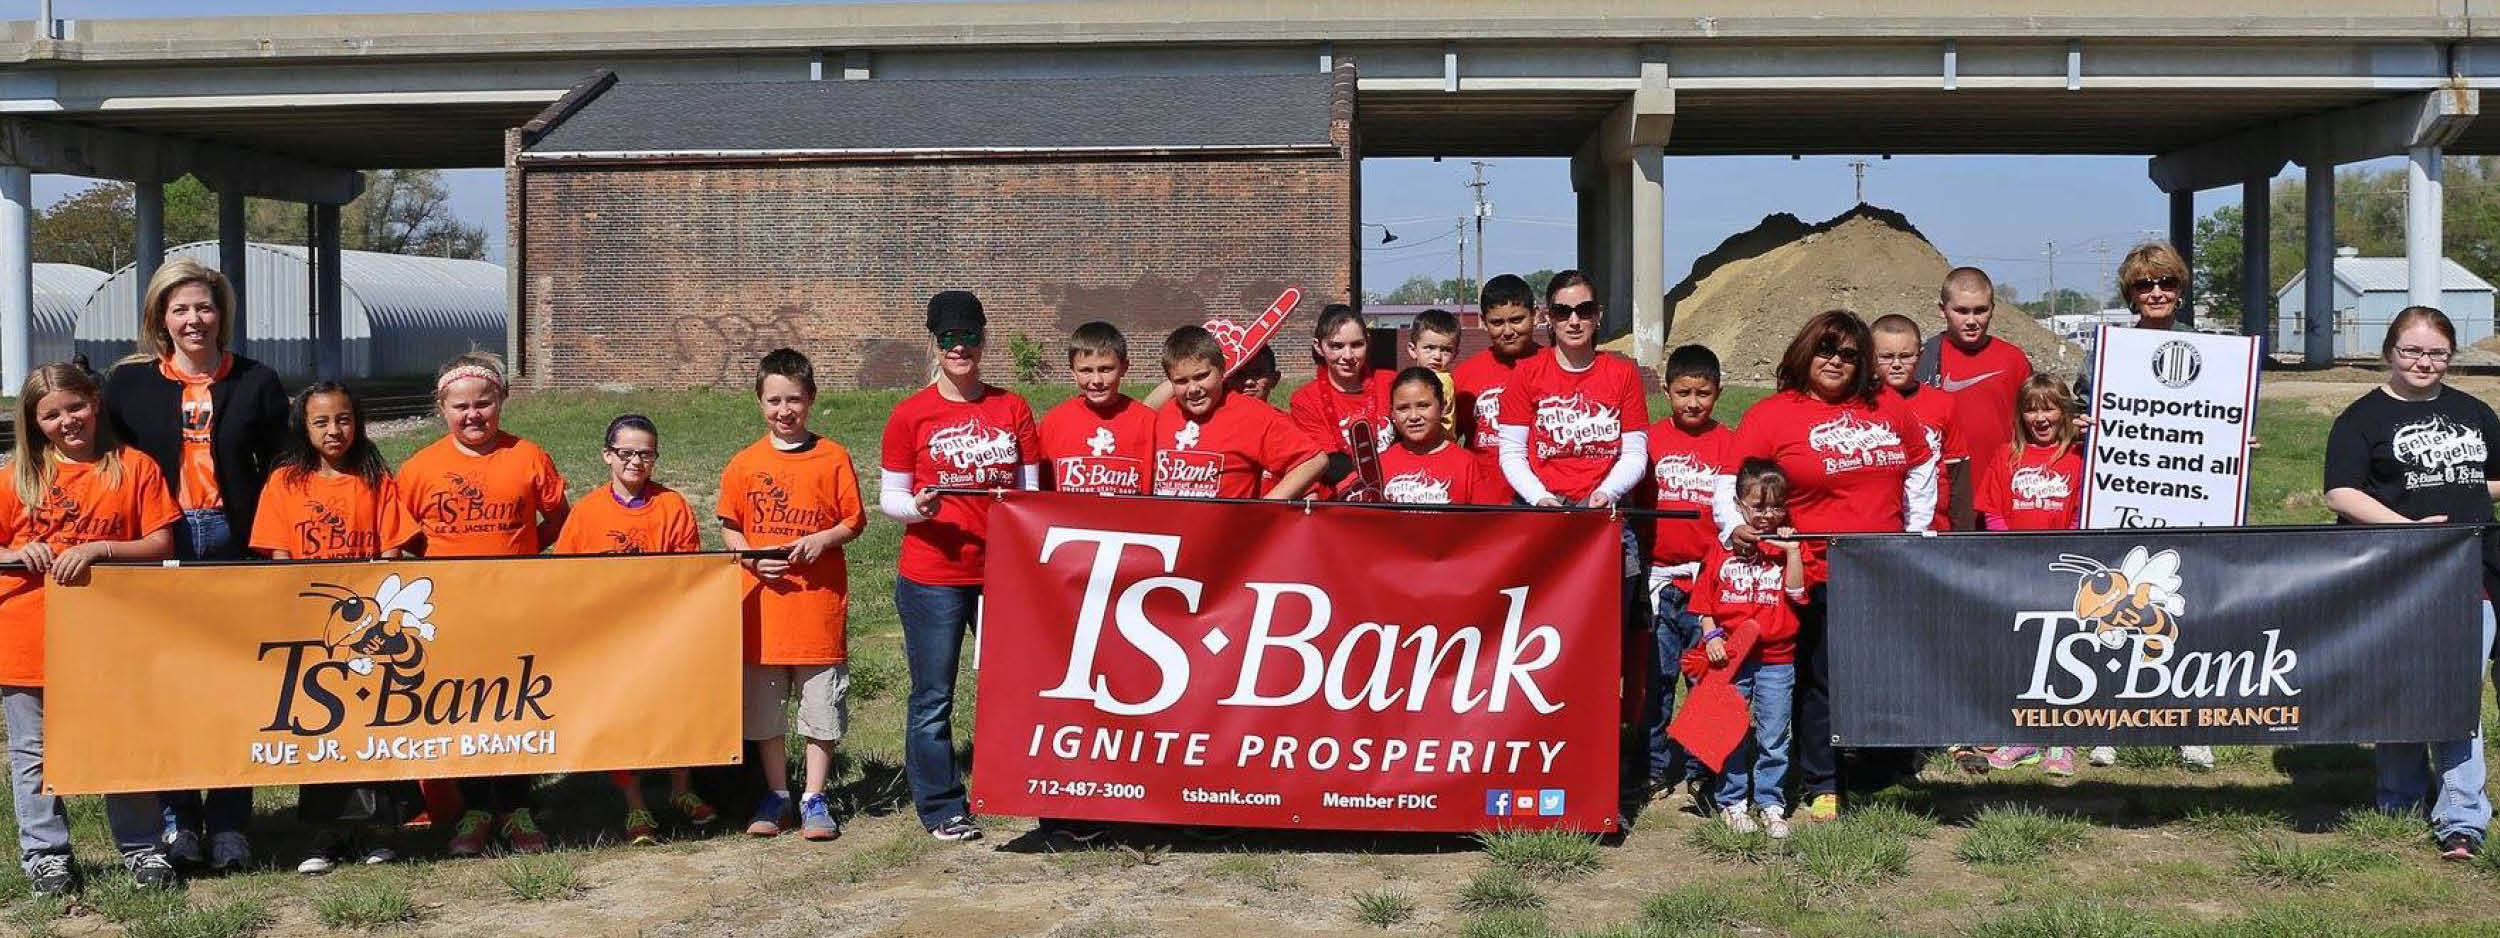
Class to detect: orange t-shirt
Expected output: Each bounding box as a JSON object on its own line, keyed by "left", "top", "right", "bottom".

{"left": 0, "top": 448, "right": 180, "bottom": 687}
{"left": 396, "top": 433, "right": 567, "bottom": 558}
{"left": 247, "top": 469, "right": 418, "bottom": 560}
{"left": 717, "top": 435, "right": 865, "bottom": 666}
{"left": 553, "top": 483, "right": 702, "bottom": 555}
{"left": 161, "top": 354, "right": 231, "bottom": 512}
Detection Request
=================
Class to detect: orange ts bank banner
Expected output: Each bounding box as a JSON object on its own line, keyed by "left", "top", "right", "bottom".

{"left": 42, "top": 554, "right": 744, "bottom": 795}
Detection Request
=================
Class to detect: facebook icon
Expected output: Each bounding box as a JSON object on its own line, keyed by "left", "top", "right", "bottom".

{"left": 1486, "top": 790, "right": 1514, "bottom": 817}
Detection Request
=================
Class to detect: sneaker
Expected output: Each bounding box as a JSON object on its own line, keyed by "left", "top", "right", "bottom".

{"left": 2044, "top": 748, "right": 2076, "bottom": 777}
{"left": 446, "top": 810, "right": 493, "bottom": 857}
{"left": 163, "top": 826, "right": 204, "bottom": 867}
{"left": 25, "top": 853, "right": 77, "bottom": 895}
{"left": 747, "top": 792, "right": 791, "bottom": 837}
{"left": 799, "top": 793, "right": 841, "bottom": 842}
{"left": 362, "top": 845, "right": 397, "bottom": 865}
{"left": 1986, "top": 746, "right": 2044, "bottom": 770}
{"left": 1761, "top": 805, "right": 1792, "bottom": 840}
{"left": 125, "top": 851, "right": 179, "bottom": 889}
{"left": 297, "top": 829, "right": 348, "bottom": 876}
{"left": 1685, "top": 777, "right": 1714, "bottom": 817}
{"left": 295, "top": 854, "right": 336, "bottom": 875}
{"left": 209, "top": 831, "right": 250, "bottom": 873}
{"left": 624, "top": 809, "right": 660, "bottom": 846}
{"left": 1952, "top": 747, "right": 1993, "bottom": 775}
{"left": 929, "top": 815, "right": 984, "bottom": 842}
{"left": 1719, "top": 804, "right": 1758, "bottom": 835}
{"left": 500, "top": 810, "right": 550, "bottom": 854}
{"left": 2180, "top": 746, "right": 2216, "bottom": 772}
{"left": 2087, "top": 746, "right": 2118, "bottom": 767}
{"left": 671, "top": 791, "right": 718, "bottom": 827}
{"left": 2440, "top": 832, "right": 2479, "bottom": 861}
{"left": 1805, "top": 793, "right": 1840, "bottom": 824}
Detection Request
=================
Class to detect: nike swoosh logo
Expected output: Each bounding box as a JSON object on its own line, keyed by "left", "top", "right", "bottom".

{"left": 1937, "top": 370, "right": 2002, "bottom": 393}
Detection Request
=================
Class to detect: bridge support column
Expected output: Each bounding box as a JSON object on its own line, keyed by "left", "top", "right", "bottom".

{"left": 2169, "top": 189, "right": 2196, "bottom": 326}
{"left": 2302, "top": 161, "right": 2336, "bottom": 363}
{"left": 2240, "top": 173, "right": 2269, "bottom": 346}
{"left": 312, "top": 202, "right": 342, "bottom": 381}
{"left": 0, "top": 165, "right": 27, "bottom": 389}
{"left": 135, "top": 179, "right": 164, "bottom": 313}
{"left": 218, "top": 187, "right": 247, "bottom": 355}
{"left": 2407, "top": 144, "right": 2443, "bottom": 310}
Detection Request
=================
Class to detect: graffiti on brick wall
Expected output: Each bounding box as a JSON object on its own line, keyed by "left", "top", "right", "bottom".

{"left": 671, "top": 304, "right": 809, "bottom": 387}
{"left": 855, "top": 338, "right": 932, "bottom": 390}
{"left": 1043, "top": 276, "right": 1302, "bottom": 343}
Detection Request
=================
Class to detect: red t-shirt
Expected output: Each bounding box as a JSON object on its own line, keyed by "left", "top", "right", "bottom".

{"left": 1644, "top": 420, "right": 1735, "bottom": 573}
{"left": 1730, "top": 390, "right": 1932, "bottom": 535}
{"left": 1891, "top": 385, "right": 1967, "bottom": 531}
{"left": 1976, "top": 442, "right": 2085, "bottom": 531}
{"left": 879, "top": 385, "right": 1040, "bottom": 586}
{"left": 1152, "top": 394, "right": 1322, "bottom": 500}
{"left": 1453, "top": 348, "right": 1530, "bottom": 502}
{"left": 1039, "top": 395, "right": 1157, "bottom": 496}
{"left": 1931, "top": 337, "right": 2034, "bottom": 459}
{"left": 1691, "top": 542, "right": 1803, "bottom": 665}
{"left": 1376, "top": 441, "right": 1501, "bottom": 505}
{"left": 1496, "top": 349, "right": 1652, "bottom": 502}
{"left": 1287, "top": 369, "right": 1395, "bottom": 454}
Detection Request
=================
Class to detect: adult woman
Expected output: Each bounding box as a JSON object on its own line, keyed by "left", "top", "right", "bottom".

{"left": 2324, "top": 306, "right": 2497, "bottom": 862}
{"left": 1716, "top": 310, "right": 1936, "bottom": 822}
{"left": 879, "top": 291, "right": 1040, "bottom": 843}
{"left": 101, "top": 258, "right": 288, "bottom": 873}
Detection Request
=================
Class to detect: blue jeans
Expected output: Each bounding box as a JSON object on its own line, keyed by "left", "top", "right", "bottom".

{"left": 164, "top": 508, "right": 251, "bottom": 840}
{"left": 896, "top": 577, "right": 980, "bottom": 829}
{"left": 1718, "top": 662, "right": 1796, "bottom": 810}
{"left": 1643, "top": 578, "right": 1705, "bottom": 783}
{"left": 2375, "top": 601, "right": 2496, "bottom": 843}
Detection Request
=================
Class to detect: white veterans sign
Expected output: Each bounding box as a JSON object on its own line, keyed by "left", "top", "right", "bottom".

{"left": 2081, "top": 326, "right": 2261, "bottom": 528}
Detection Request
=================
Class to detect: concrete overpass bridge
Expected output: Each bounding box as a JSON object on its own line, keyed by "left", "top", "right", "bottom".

{"left": 2, "top": 0, "right": 2496, "bottom": 384}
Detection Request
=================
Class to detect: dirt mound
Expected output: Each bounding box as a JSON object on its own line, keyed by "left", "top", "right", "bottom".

{"left": 1638, "top": 205, "right": 2083, "bottom": 383}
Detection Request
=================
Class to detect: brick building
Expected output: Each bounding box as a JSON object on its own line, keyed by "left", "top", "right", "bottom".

{"left": 507, "top": 67, "right": 1357, "bottom": 390}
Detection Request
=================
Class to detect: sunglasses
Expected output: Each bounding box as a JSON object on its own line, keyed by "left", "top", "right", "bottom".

{"left": 2127, "top": 276, "right": 2182, "bottom": 293}
{"left": 1813, "top": 341, "right": 1863, "bottom": 364}
{"left": 935, "top": 330, "right": 984, "bottom": 351}
{"left": 1549, "top": 300, "right": 1603, "bottom": 321}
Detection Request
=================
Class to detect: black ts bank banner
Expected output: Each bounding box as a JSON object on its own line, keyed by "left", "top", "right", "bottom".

{"left": 1827, "top": 525, "right": 2484, "bottom": 746}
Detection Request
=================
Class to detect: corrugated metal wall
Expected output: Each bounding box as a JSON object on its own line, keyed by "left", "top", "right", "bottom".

{"left": 74, "top": 242, "right": 505, "bottom": 379}
{"left": 32, "top": 263, "right": 107, "bottom": 367}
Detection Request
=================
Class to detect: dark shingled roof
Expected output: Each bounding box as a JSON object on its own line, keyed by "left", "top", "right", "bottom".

{"left": 525, "top": 73, "right": 1340, "bottom": 157}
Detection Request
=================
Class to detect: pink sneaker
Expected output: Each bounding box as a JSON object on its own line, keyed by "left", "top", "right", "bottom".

{"left": 2043, "top": 748, "right": 2076, "bottom": 776}
{"left": 1985, "top": 746, "right": 2042, "bottom": 770}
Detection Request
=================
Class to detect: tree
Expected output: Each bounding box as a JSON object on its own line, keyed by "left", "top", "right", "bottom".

{"left": 31, "top": 170, "right": 489, "bottom": 269}
{"left": 32, "top": 182, "right": 133, "bottom": 270}
{"left": 2190, "top": 157, "right": 2500, "bottom": 331}
{"left": 2018, "top": 288, "right": 2106, "bottom": 317}
{"left": 1379, "top": 274, "right": 1472, "bottom": 305}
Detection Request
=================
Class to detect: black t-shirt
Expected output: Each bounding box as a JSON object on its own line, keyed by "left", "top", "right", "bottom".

{"left": 2324, "top": 385, "right": 2500, "bottom": 596}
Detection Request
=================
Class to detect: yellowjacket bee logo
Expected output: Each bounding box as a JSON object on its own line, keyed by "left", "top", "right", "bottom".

{"left": 2048, "top": 546, "right": 2185, "bottom": 659}
{"left": 259, "top": 574, "right": 554, "bottom": 737}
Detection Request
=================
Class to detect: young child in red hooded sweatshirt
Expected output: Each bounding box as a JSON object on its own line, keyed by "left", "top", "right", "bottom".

{"left": 1689, "top": 459, "right": 1811, "bottom": 841}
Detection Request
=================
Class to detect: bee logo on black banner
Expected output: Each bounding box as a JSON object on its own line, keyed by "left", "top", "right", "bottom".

{"left": 2048, "top": 547, "right": 2185, "bottom": 660}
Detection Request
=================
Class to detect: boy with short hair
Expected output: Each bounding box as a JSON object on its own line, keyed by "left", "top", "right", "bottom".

{"left": 1408, "top": 309, "right": 1462, "bottom": 435}
{"left": 1153, "top": 326, "right": 1329, "bottom": 500}
{"left": 1041, "top": 322, "right": 1156, "bottom": 496}
{"left": 1872, "top": 314, "right": 1968, "bottom": 530}
{"left": 1455, "top": 275, "right": 1542, "bottom": 501}
{"left": 1641, "top": 344, "right": 1737, "bottom": 801}
{"left": 717, "top": 348, "right": 867, "bottom": 841}
{"left": 1913, "top": 267, "right": 2032, "bottom": 459}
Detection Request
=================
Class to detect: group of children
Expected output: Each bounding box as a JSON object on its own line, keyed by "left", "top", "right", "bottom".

{"left": 0, "top": 267, "right": 2098, "bottom": 892}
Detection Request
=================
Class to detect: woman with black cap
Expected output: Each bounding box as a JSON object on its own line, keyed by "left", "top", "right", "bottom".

{"left": 876, "top": 291, "right": 1043, "bottom": 843}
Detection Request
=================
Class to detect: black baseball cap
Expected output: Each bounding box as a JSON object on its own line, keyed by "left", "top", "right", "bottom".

{"left": 927, "top": 291, "right": 986, "bottom": 335}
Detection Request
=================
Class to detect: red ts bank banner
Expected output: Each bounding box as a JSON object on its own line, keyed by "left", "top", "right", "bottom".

{"left": 969, "top": 492, "right": 1622, "bottom": 833}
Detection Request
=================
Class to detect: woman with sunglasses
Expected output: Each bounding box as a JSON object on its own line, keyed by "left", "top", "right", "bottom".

{"left": 1717, "top": 310, "right": 1937, "bottom": 823}
{"left": 2324, "top": 306, "right": 2498, "bottom": 862}
{"left": 877, "top": 290, "right": 1041, "bottom": 843}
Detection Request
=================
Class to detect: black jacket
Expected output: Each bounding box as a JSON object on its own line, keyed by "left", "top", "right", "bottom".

{"left": 101, "top": 354, "right": 290, "bottom": 546}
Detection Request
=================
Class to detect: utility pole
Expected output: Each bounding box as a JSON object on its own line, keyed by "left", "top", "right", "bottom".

{"left": 2092, "top": 238, "right": 2112, "bottom": 308}
{"left": 1467, "top": 161, "right": 1491, "bottom": 293}
{"left": 1848, "top": 159, "right": 1870, "bottom": 204}
{"left": 1454, "top": 218, "right": 1468, "bottom": 303}
{"left": 2043, "top": 241, "right": 2060, "bottom": 318}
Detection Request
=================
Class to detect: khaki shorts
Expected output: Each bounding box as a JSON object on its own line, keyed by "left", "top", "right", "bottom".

{"left": 742, "top": 663, "right": 849, "bottom": 743}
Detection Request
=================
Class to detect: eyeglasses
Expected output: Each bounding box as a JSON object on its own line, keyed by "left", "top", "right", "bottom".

{"left": 1813, "top": 341, "right": 1863, "bottom": 364}
{"left": 2127, "top": 276, "right": 2183, "bottom": 293}
{"left": 606, "top": 447, "right": 658, "bottom": 464}
{"left": 2394, "top": 345, "right": 2454, "bottom": 363}
{"left": 936, "top": 330, "right": 984, "bottom": 351}
{"left": 1549, "top": 301, "right": 1602, "bottom": 321}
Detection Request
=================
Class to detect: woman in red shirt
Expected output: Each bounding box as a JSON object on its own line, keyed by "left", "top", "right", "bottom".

{"left": 1718, "top": 310, "right": 1937, "bottom": 822}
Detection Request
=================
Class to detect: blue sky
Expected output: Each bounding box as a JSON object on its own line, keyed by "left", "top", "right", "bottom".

{"left": 27, "top": 0, "right": 2370, "bottom": 301}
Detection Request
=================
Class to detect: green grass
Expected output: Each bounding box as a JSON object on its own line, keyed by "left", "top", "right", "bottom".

{"left": 1683, "top": 820, "right": 1781, "bottom": 864}
{"left": 1205, "top": 851, "right": 1298, "bottom": 892}
{"left": 2334, "top": 807, "right": 2431, "bottom": 847}
{"left": 1458, "top": 908, "right": 1552, "bottom": 938}
{"left": 311, "top": 874, "right": 425, "bottom": 929}
{"left": 495, "top": 852, "right": 587, "bottom": 901}
{"left": 2181, "top": 806, "right": 2293, "bottom": 837}
{"left": 122, "top": 898, "right": 273, "bottom": 938}
{"left": 830, "top": 829, "right": 939, "bottom": 885}
{"left": 1839, "top": 803, "right": 1937, "bottom": 840}
{"left": 2230, "top": 836, "right": 2395, "bottom": 887}
{"left": 1953, "top": 805, "right": 2093, "bottom": 865}
{"left": 1454, "top": 868, "right": 1547, "bottom": 914}
{"left": 1478, "top": 829, "right": 1602, "bottom": 882}
{"left": 1961, "top": 900, "right": 2163, "bottom": 938}
{"left": 1782, "top": 822, "right": 1913, "bottom": 893}
{"left": 1350, "top": 888, "right": 1417, "bottom": 928}
{"left": 1634, "top": 881, "right": 1743, "bottom": 936}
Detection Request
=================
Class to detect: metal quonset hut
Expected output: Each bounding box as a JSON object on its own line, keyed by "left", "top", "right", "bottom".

{"left": 31, "top": 263, "right": 108, "bottom": 367}
{"left": 76, "top": 241, "right": 506, "bottom": 380}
